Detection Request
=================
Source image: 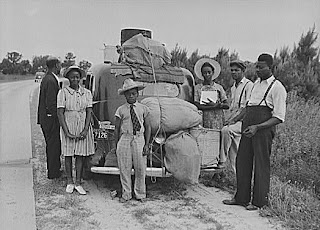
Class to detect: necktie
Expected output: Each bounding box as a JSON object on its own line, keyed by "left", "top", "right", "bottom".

{"left": 130, "top": 104, "right": 141, "bottom": 135}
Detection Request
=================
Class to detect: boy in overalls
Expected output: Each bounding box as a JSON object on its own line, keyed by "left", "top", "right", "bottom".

{"left": 223, "top": 53, "right": 287, "bottom": 210}
{"left": 115, "top": 78, "right": 151, "bottom": 203}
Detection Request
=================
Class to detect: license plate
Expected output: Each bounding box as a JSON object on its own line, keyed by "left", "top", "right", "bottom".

{"left": 93, "top": 129, "right": 109, "bottom": 140}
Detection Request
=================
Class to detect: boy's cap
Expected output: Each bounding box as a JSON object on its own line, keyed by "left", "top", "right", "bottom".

{"left": 230, "top": 60, "right": 246, "bottom": 71}
{"left": 118, "top": 78, "right": 145, "bottom": 95}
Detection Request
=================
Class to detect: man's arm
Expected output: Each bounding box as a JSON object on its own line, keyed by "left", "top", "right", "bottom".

{"left": 143, "top": 118, "right": 152, "bottom": 156}
{"left": 242, "top": 117, "right": 282, "bottom": 138}
{"left": 194, "top": 101, "right": 209, "bottom": 110}
{"left": 225, "top": 107, "right": 247, "bottom": 125}
{"left": 194, "top": 100, "right": 229, "bottom": 111}
{"left": 114, "top": 116, "right": 121, "bottom": 147}
{"left": 45, "top": 79, "right": 59, "bottom": 117}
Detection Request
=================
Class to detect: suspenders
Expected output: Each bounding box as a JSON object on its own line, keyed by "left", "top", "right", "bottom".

{"left": 258, "top": 78, "right": 277, "bottom": 106}
{"left": 238, "top": 81, "right": 250, "bottom": 108}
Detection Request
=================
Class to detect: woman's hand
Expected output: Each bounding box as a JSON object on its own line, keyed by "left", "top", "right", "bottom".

{"left": 78, "top": 128, "right": 88, "bottom": 140}
{"left": 66, "top": 132, "right": 78, "bottom": 139}
{"left": 203, "top": 98, "right": 219, "bottom": 107}
{"left": 143, "top": 144, "right": 151, "bottom": 156}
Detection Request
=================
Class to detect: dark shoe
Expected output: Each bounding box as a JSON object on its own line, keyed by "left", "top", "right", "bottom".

{"left": 223, "top": 198, "right": 247, "bottom": 206}
{"left": 136, "top": 198, "right": 146, "bottom": 203}
{"left": 245, "top": 204, "right": 259, "bottom": 211}
{"left": 119, "top": 197, "right": 129, "bottom": 203}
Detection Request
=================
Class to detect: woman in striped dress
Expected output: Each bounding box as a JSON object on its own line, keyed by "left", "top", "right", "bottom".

{"left": 57, "top": 66, "right": 94, "bottom": 195}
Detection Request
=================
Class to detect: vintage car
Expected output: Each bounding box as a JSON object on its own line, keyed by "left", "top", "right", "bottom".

{"left": 85, "top": 28, "right": 219, "bottom": 178}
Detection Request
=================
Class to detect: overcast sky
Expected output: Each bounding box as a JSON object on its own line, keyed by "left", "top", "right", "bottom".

{"left": 1, "top": 0, "right": 319, "bottom": 65}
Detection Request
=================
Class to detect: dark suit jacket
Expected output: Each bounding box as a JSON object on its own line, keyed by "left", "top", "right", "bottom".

{"left": 37, "top": 72, "right": 60, "bottom": 125}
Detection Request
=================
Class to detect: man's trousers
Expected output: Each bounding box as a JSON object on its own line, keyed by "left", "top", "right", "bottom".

{"left": 220, "top": 121, "right": 242, "bottom": 174}
{"left": 41, "top": 117, "right": 61, "bottom": 179}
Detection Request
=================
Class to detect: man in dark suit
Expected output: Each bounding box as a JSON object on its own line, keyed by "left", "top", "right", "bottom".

{"left": 37, "top": 56, "right": 62, "bottom": 179}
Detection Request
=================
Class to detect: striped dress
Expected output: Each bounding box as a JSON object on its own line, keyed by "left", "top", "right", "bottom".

{"left": 57, "top": 86, "right": 94, "bottom": 157}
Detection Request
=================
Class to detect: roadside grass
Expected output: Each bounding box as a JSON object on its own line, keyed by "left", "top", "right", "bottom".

{"left": 146, "top": 177, "right": 188, "bottom": 200}
{"left": 126, "top": 178, "right": 223, "bottom": 230}
{"left": 30, "top": 87, "right": 99, "bottom": 230}
{"left": 36, "top": 194, "right": 99, "bottom": 230}
{"left": 262, "top": 177, "right": 320, "bottom": 230}
{"left": 205, "top": 90, "right": 320, "bottom": 230}
{"left": 199, "top": 167, "right": 236, "bottom": 193}
{"left": 269, "top": 91, "right": 320, "bottom": 229}
{"left": 133, "top": 207, "right": 156, "bottom": 224}
{"left": 0, "top": 73, "right": 34, "bottom": 82}
{"left": 271, "top": 91, "right": 320, "bottom": 193}
{"left": 131, "top": 194, "right": 223, "bottom": 230}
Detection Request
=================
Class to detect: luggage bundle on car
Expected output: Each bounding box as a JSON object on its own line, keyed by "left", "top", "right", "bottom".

{"left": 88, "top": 28, "right": 221, "bottom": 183}
{"left": 141, "top": 97, "right": 202, "bottom": 135}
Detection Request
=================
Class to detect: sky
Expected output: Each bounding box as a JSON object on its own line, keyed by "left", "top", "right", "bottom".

{"left": 1, "top": 0, "right": 320, "bottom": 65}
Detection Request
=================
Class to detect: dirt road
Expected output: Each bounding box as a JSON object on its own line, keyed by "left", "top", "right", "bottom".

{"left": 29, "top": 84, "right": 285, "bottom": 230}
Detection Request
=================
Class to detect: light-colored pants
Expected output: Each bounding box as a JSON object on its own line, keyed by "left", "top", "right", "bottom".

{"left": 116, "top": 133, "right": 147, "bottom": 200}
{"left": 219, "top": 121, "right": 242, "bottom": 174}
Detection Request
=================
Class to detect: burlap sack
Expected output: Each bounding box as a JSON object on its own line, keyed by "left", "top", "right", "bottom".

{"left": 141, "top": 97, "right": 202, "bottom": 134}
{"left": 164, "top": 131, "right": 201, "bottom": 184}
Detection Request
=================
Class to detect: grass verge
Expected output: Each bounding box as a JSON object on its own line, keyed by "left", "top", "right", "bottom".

{"left": 30, "top": 86, "right": 98, "bottom": 230}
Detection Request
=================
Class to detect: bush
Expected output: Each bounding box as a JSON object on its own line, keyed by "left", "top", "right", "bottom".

{"left": 265, "top": 176, "right": 320, "bottom": 230}
{"left": 271, "top": 90, "right": 320, "bottom": 194}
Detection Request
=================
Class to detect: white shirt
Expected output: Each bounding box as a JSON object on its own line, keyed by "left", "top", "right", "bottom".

{"left": 230, "top": 77, "right": 253, "bottom": 110}
{"left": 248, "top": 75, "right": 287, "bottom": 122}
{"left": 115, "top": 102, "right": 149, "bottom": 135}
{"left": 52, "top": 72, "right": 60, "bottom": 84}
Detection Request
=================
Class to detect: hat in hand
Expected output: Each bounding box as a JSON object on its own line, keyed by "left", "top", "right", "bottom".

{"left": 118, "top": 78, "right": 145, "bottom": 95}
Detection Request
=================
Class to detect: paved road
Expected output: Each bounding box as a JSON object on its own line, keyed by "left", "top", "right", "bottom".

{"left": 0, "top": 80, "right": 38, "bottom": 230}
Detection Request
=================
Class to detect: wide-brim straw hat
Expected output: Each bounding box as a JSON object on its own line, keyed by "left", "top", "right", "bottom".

{"left": 118, "top": 78, "right": 145, "bottom": 95}
{"left": 194, "top": 58, "right": 221, "bottom": 81}
{"left": 63, "top": 65, "right": 85, "bottom": 79}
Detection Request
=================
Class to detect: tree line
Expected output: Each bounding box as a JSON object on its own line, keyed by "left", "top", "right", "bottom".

{"left": 0, "top": 51, "right": 92, "bottom": 75}
{"left": 170, "top": 25, "right": 320, "bottom": 100}
{"left": 1, "top": 26, "right": 319, "bottom": 99}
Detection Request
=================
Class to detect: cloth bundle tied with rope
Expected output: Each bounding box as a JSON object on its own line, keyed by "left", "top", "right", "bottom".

{"left": 121, "top": 33, "right": 172, "bottom": 69}
{"left": 141, "top": 97, "right": 202, "bottom": 135}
